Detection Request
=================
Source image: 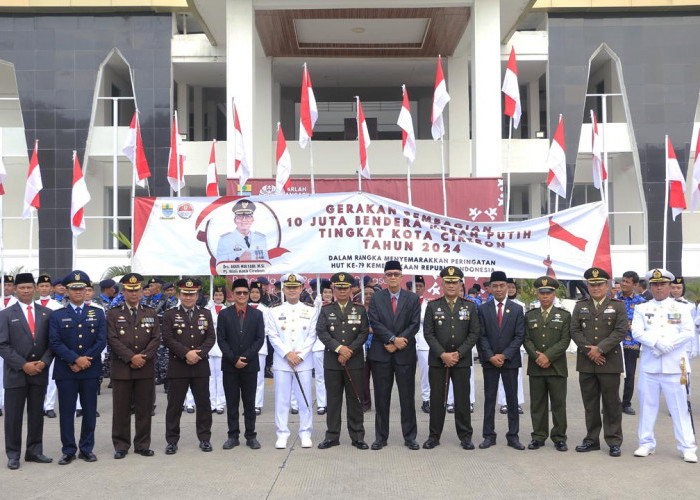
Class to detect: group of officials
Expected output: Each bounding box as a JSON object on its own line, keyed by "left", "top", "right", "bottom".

{"left": 0, "top": 260, "right": 697, "bottom": 470}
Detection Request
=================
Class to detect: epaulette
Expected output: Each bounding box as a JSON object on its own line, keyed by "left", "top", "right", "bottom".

{"left": 271, "top": 302, "right": 282, "bottom": 308}
{"left": 676, "top": 298, "right": 689, "bottom": 303}
{"left": 609, "top": 297, "right": 623, "bottom": 302}
{"left": 428, "top": 297, "right": 442, "bottom": 302}
{"left": 525, "top": 308, "right": 538, "bottom": 315}
{"left": 577, "top": 297, "right": 589, "bottom": 303}
{"left": 141, "top": 303, "right": 154, "bottom": 309}
{"left": 352, "top": 302, "right": 366, "bottom": 309}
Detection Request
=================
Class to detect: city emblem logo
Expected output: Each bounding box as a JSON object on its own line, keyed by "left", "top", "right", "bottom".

{"left": 161, "top": 202, "right": 174, "bottom": 219}
{"left": 177, "top": 203, "right": 194, "bottom": 219}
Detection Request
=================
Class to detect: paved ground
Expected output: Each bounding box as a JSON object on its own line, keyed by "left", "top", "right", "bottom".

{"left": 1, "top": 354, "right": 698, "bottom": 499}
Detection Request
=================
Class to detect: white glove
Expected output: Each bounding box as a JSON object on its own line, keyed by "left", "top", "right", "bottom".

{"left": 690, "top": 350, "right": 699, "bottom": 359}
{"left": 651, "top": 348, "right": 662, "bottom": 358}
{"left": 655, "top": 341, "right": 673, "bottom": 354}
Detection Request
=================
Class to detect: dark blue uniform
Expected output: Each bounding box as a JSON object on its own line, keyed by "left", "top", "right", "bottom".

{"left": 49, "top": 303, "right": 107, "bottom": 456}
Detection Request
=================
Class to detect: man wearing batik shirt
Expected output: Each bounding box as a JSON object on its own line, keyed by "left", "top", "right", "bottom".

{"left": 616, "top": 271, "right": 645, "bottom": 416}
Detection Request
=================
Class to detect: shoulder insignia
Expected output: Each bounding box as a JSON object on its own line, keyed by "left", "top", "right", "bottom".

{"left": 609, "top": 297, "right": 623, "bottom": 302}
{"left": 428, "top": 297, "right": 443, "bottom": 303}
{"left": 577, "top": 298, "right": 589, "bottom": 303}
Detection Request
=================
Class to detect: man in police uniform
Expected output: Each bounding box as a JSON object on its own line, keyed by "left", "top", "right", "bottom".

{"left": 523, "top": 277, "right": 571, "bottom": 451}
{"left": 316, "top": 272, "right": 370, "bottom": 450}
{"left": 632, "top": 269, "right": 697, "bottom": 462}
{"left": 266, "top": 273, "right": 319, "bottom": 449}
{"left": 107, "top": 273, "right": 160, "bottom": 459}
{"left": 422, "top": 266, "right": 480, "bottom": 450}
{"left": 570, "top": 267, "right": 627, "bottom": 457}
{"left": 162, "top": 278, "right": 216, "bottom": 454}
{"left": 48, "top": 271, "right": 107, "bottom": 465}
{"left": 216, "top": 200, "right": 269, "bottom": 264}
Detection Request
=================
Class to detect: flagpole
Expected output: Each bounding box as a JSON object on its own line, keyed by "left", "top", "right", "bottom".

{"left": 356, "top": 96, "right": 362, "bottom": 192}
{"left": 406, "top": 157, "right": 412, "bottom": 206}
{"left": 1, "top": 188, "right": 4, "bottom": 304}
{"left": 602, "top": 97, "right": 610, "bottom": 214}
{"left": 112, "top": 98, "right": 119, "bottom": 248}
{"left": 130, "top": 113, "right": 137, "bottom": 270}
{"left": 440, "top": 136, "right": 447, "bottom": 216}
{"left": 210, "top": 275, "right": 214, "bottom": 304}
{"left": 28, "top": 209, "right": 34, "bottom": 263}
{"left": 309, "top": 140, "right": 315, "bottom": 195}
{"left": 174, "top": 110, "right": 181, "bottom": 197}
{"left": 505, "top": 117, "right": 513, "bottom": 222}
{"left": 663, "top": 134, "right": 669, "bottom": 269}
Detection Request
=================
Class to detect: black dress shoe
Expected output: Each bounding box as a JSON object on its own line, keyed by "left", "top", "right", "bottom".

{"left": 422, "top": 438, "right": 440, "bottom": 449}
{"left": 470, "top": 403, "right": 474, "bottom": 413}
{"left": 114, "top": 450, "right": 128, "bottom": 459}
{"left": 517, "top": 405, "right": 524, "bottom": 415}
{"left": 186, "top": 407, "right": 195, "bottom": 414}
{"left": 421, "top": 401, "right": 430, "bottom": 414}
{"left": 255, "top": 407, "right": 262, "bottom": 415}
{"left": 555, "top": 441, "right": 568, "bottom": 452}
{"left": 7, "top": 458, "right": 19, "bottom": 470}
{"left": 76, "top": 410, "right": 83, "bottom": 417}
{"left": 290, "top": 408, "right": 299, "bottom": 415}
{"left": 215, "top": 408, "right": 225, "bottom": 415}
{"left": 528, "top": 440, "right": 544, "bottom": 450}
{"left": 575, "top": 441, "right": 600, "bottom": 452}
{"left": 446, "top": 404, "right": 455, "bottom": 414}
{"left": 58, "top": 454, "right": 75, "bottom": 465}
{"left": 134, "top": 449, "right": 154, "bottom": 457}
{"left": 96, "top": 411, "right": 100, "bottom": 418}
{"left": 45, "top": 409, "right": 56, "bottom": 418}
{"left": 479, "top": 439, "right": 496, "bottom": 449}
{"left": 404, "top": 440, "right": 420, "bottom": 450}
{"left": 499, "top": 405, "right": 508, "bottom": 414}
{"left": 371, "top": 440, "right": 387, "bottom": 450}
{"left": 25, "top": 454, "right": 53, "bottom": 463}
{"left": 351, "top": 440, "right": 369, "bottom": 450}
{"left": 507, "top": 439, "right": 525, "bottom": 451}
{"left": 461, "top": 440, "right": 475, "bottom": 450}
{"left": 78, "top": 451, "right": 97, "bottom": 462}
{"left": 165, "top": 444, "right": 178, "bottom": 455}
{"left": 317, "top": 407, "right": 327, "bottom": 415}
{"left": 246, "top": 438, "right": 261, "bottom": 450}
{"left": 223, "top": 438, "right": 240, "bottom": 450}
{"left": 199, "top": 441, "right": 213, "bottom": 452}
{"left": 318, "top": 439, "right": 340, "bottom": 449}
{"left": 622, "top": 406, "right": 636, "bottom": 416}
{"left": 609, "top": 445, "right": 622, "bottom": 457}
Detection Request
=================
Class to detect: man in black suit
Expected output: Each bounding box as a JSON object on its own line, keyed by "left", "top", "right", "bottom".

{"left": 0, "top": 273, "right": 54, "bottom": 470}
{"left": 217, "top": 278, "right": 265, "bottom": 450}
{"left": 478, "top": 270, "right": 526, "bottom": 450}
{"left": 367, "top": 260, "right": 421, "bottom": 450}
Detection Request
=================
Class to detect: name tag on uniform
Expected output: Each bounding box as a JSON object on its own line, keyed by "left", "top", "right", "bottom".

{"left": 62, "top": 318, "right": 72, "bottom": 322}
{"left": 604, "top": 307, "right": 615, "bottom": 314}
{"left": 10, "top": 318, "right": 19, "bottom": 323}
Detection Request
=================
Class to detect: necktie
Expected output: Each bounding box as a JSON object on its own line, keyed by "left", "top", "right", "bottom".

{"left": 75, "top": 306, "right": 82, "bottom": 317}
{"left": 4, "top": 297, "right": 9, "bottom": 306}
{"left": 187, "top": 309, "right": 193, "bottom": 321}
{"left": 27, "top": 305, "right": 35, "bottom": 339}
{"left": 448, "top": 300, "right": 454, "bottom": 313}
{"left": 392, "top": 295, "right": 397, "bottom": 315}
{"left": 215, "top": 305, "right": 223, "bottom": 314}
{"left": 244, "top": 236, "right": 250, "bottom": 248}
{"left": 41, "top": 298, "right": 49, "bottom": 307}
{"left": 131, "top": 307, "right": 138, "bottom": 319}
{"left": 542, "top": 309, "right": 548, "bottom": 323}
{"left": 340, "top": 303, "right": 345, "bottom": 314}
{"left": 497, "top": 302, "right": 503, "bottom": 327}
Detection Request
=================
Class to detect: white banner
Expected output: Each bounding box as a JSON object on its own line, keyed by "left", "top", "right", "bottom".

{"left": 133, "top": 192, "right": 610, "bottom": 279}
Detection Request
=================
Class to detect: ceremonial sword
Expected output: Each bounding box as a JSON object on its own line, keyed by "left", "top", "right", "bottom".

{"left": 343, "top": 364, "right": 362, "bottom": 406}
{"left": 292, "top": 366, "right": 310, "bottom": 410}
{"left": 681, "top": 358, "right": 695, "bottom": 434}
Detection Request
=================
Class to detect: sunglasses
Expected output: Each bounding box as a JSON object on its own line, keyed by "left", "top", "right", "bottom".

{"left": 385, "top": 272, "right": 402, "bottom": 278}
{"left": 234, "top": 290, "right": 249, "bottom": 296}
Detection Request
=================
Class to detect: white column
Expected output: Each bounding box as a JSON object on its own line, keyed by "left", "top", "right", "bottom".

{"left": 528, "top": 79, "right": 540, "bottom": 139}
{"left": 193, "top": 86, "right": 204, "bottom": 141}
{"left": 447, "top": 31, "right": 470, "bottom": 177}
{"left": 226, "top": 0, "right": 255, "bottom": 179}
{"left": 176, "top": 82, "right": 189, "bottom": 139}
{"left": 254, "top": 29, "right": 273, "bottom": 178}
{"left": 470, "top": 0, "right": 502, "bottom": 177}
{"left": 529, "top": 182, "right": 542, "bottom": 218}
{"left": 207, "top": 99, "right": 218, "bottom": 141}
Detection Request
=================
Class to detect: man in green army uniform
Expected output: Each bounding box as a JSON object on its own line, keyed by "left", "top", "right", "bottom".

{"left": 422, "top": 266, "right": 480, "bottom": 450}
{"left": 570, "top": 267, "right": 628, "bottom": 457}
{"left": 523, "top": 277, "right": 570, "bottom": 452}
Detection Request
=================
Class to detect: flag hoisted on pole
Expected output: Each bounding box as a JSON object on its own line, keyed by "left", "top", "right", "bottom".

{"left": 233, "top": 99, "right": 251, "bottom": 188}
{"left": 71, "top": 150, "right": 90, "bottom": 236}
{"left": 0, "top": 132, "right": 6, "bottom": 296}
{"left": 591, "top": 110, "right": 607, "bottom": 199}
{"left": 691, "top": 128, "right": 700, "bottom": 212}
{"left": 666, "top": 136, "right": 686, "bottom": 221}
{"left": 206, "top": 139, "right": 219, "bottom": 196}
{"left": 546, "top": 114, "right": 567, "bottom": 211}
{"left": 167, "top": 111, "right": 186, "bottom": 193}
{"left": 398, "top": 84, "right": 416, "bottom": 206}
{"left": 299, "top": 63, "right": 318, "bottom": 193}
{"left": 502, "top": 47, "right": 520, "bottom": 222}
{"left": 23, "top": 140, "right": 42, "bottom": 219}
{"left": 431, "top": 55, "right": 450, "bottom": 216}
{"left": 275, "top": 123, "right": 292, "bottom": 194}
{"left": 356, "top": 96, "right": 371, "bottom": 190}
{"left": 123, "top": 110, "right": 151, "bottom": 189}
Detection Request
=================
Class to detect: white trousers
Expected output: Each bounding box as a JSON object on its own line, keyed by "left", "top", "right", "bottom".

{"left": 313, "top": 351, "right": 326, "bottom": 408}
{"left": 185, "top": 388, "right": 194, "bottom": 407}
{"left": 498, "top": 351, "right": 525, "bottom": 405}
{"left": 638, "top": 371, "right": 697, "bottom": 453}
{"left": 255, "top": 353, "right": 267, "bottom": 408}
{"left": 208, "top": 356, "right": 225, "bottom": 409}
{"left": 44, "top": 363, "right": 57, "bottom": 410}
{"left": 274, "top": 369, "right": 313, "bottom": 440}
{"left": 417, "top": 350, "right": 431, "bottom": 402}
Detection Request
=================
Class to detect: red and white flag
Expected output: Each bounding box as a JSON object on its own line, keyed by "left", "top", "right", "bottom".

{"left": 233, "top": 101, "right": 251, "bottom": 187}
{"left": 666, "top": 136, "right": 686, "bottom": 221}
{"left": 275, "top": 123, "right": 292, "bottom": 194}
{"left": 122, "top": 111, "right": 150, "bottom": 188}
{"left": 546, "top": 115, "right": 567, "bottom": 199}
{"left": 502, "top": 47, "right": 521, "bottom": 129}
{"left": 397, "top": 84, "right": 416, "bottom": 163}
{"left": 70, "top": 151, "right": 90, "bottom": 236}
{"left": 431, "top": 55, "right": 450, "bottom": 140}
{"left": 591, "top": 110, "right": 607, "bottom": 191}
{"left": 299, "top": 63, "right": 318, "bottom": 149}
{"left": 206, "top": 139, "right": 219, "bottom": 197}
{"left": 357, "top": 97, "right": 371, "bottom": 179}
{"left": 691, "top": 129, "right": 700, "bottom": 211}
{"left": 167, "top": 112, "right": 186, "bottom": 192}
{"left": 23, "top": 140, "right": 42, "bottom": 218}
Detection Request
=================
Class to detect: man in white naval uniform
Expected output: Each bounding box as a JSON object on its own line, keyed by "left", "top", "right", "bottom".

{"left": 411, "top": 277, "right": 431, "bottom": 414}
{"left": 206, "top": 285, "right": 227, "bottom": 414}
{"left": 498, "top": 279, "right": 527, "bottom": 415}
{"left": 631, "top": 268, "right": 697, "bottom": 463}
{"left": 249, "top": 282, "right": 269, "bottom": 415}
{"left": 216, "top": 200, "right": 269, "bottom": 264}
{"left": 266, "top": 273, "right": 318, "bottom": 449}
{"left": 35, "top": 275, "right": 63, "bottom": 418}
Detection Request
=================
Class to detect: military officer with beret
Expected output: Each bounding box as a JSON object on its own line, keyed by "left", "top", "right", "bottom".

{"left": 107, "top": 273, "right": 160, "bottom": 459}
{"left": 570, "top": 267, "right": 627, "bottom": 457}
{"left": 632, "top": 269, "right": 697, "bottom": 463}
{"left": 316, "top": 272, "right": 370, "bottom": 450}
{"left": 162, "top": 278, "right": 216, "bottom": 455}
{"left": 422, "top": 266, "right": 480, "bottom": 451}
{"left": 523, "top": 277, "right": 571, "bottom": 452}
{"left": 48, "top": 271, "right": 107, "bottom": 465}
{"left": 216, "top": 200, "right": 269, "bottom": 264}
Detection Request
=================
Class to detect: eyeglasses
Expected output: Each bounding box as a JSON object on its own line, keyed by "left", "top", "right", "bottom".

{"left": 385, "top": 272, "right": 402, "bottom": 278}
{"left": 234, "top": 290, "right": 249, "bottom": 296}
{"left": 235, "top": 215, "right": 254, "bottom": 220}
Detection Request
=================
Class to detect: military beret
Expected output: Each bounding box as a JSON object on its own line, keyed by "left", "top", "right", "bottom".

{"left": 363, "top": 275, "right": 373, "bottom": 285}
{"left": 51, "top": 278, "right": 63, "bottom": 286}
{"left": 320, "top": 279, "right": 331, "bottom": 290}
{"left": 99, "top": 279, "right": 116, "bottom": 289}
{"left": 489, "top": 271, "right": 508, "bottom": 283}
{"left": 14, "top": 273, "right": 35, "bottom": 286}
{"left": 177, "top": 277, "right": 201, "bottom": 294}
{"left": 646, "top": 268, "right": 674, "bottom": 283}
{"left": 440, "top": 266, "right": 464, "bottom": 282}
{"left": 149, "top": 277, "right": 164, "bottom": 286}
{"left": 232, "top": 199, "right": 256, "bottom": 215}
{"left": 280, "top": 273, "right": 304, "bottom": 287}
{"left": 231, "top": 279, "right": 249, "bottom": 290}
{"left": 257, "top": 277, "right": 270, "bottom": 285}
{"left": 37, "top": 274, "right": 51, "bottom": 284}
{"left": 163, "top": 282, "right": 174, "bottom": 290}
{"left": 331, "top": 272, "right": 352, "bottom": 288}
{"left": 120, "top": 273, "right": 144, "bottom": 291}
{"left": 414, "top": 275, "right": 425, "bottom": 284}
{"left": 384, "top": 260, "right": 402, "bottom": 272}
{"left": 584, "top": 267, "right": 610, "bottom": 283}
{"left": 63, "top": 270, "right": 91, "bottom": 289}
{"left": 533, "top": 276, "right": 559, "bottom": 292}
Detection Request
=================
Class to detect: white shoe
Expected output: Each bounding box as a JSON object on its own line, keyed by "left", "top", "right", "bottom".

{"left": 634, "top": 446, "right": 655, "bottom": 457}
{"left": 683, "top": 451, "right": 698, "bottom": 463}
{"left": 300, "top": 436, "right": 312, "bottom": 448}
{"left": 275, "top": 438, "right": 287, "bottom": 449}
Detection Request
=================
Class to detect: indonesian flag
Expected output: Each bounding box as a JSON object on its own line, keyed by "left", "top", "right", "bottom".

{"left": 233, "top": 101, "right": 251, "bottom": 187}
{"left": 122, "top": 111, "right": 150, "bottom": 188}
{"left": 431, "top": 55, "right": 450, "bottom": 140}
{"left": 0, "top": 134, "right": 6, "bottom": 196}
{"left": 206, "top": 139, "right": 219, "bottom": 196}
{"left": 397, "top": 84, "right": 416, "bottom": 163}
{"left": 167, "top": 112, "right": 186, "bottom": 192}
{"left": 357, "top": 97, "right": 371, "bottom": 179}
{"left": 502, "top": 47, "right": 521, "bottom": 129}
{"left": 666, "top": 136, "right": 686, "bottom": 221}
{"left": 546, "top": 115, "right": 566, "bottom": 199}
{"left": 275, "top": 123, "right": 292, "bottom": 194}
{"left": 70, "top": 151, "right": 90, "bottom": 236}
{"left": 23, "top": 140, "right": 42, "bottom": 218}
{"left": 691, "top": 129, "right": 700, "bottom": 211}
{"left": 591, "top": 110, "right": 607, "bottom": 190}
{"left": 299, "top": 63, "right": 318, "bottom": 149}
